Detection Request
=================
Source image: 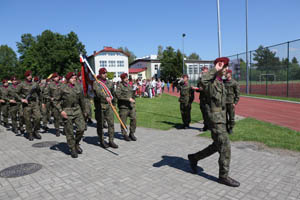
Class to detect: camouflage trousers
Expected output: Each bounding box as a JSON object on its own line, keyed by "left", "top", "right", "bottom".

{"left": 226, "top": 103, "right": 235, "bottom": 130}
{"left": 200, "top": 102, "right": 211, "bottom": 129}
{"left": 51, "top": 103, "right": 61, "bottom": 130}
{"left": 95, "top": 104, "right": 115, "bottom": 141}
{"left": 85, "top": 98, "right": 92, "bottom": 119}
{"left": 1, "top": 103, "right": 9, "bottom": 124}
{"left": 119, "top": 107, "right": 136, "bottom": 135}
{"left": 23, "top": 102, "right": 41, "bottom": 134}
{"left": 190, "top": 123, "right": 231, "bottom": 178}
{"left": 63, "top": 110, "right": 85, "bottom": 150}
{"left": 180, "top": 102, "right": 191, "bottom": 126}
{"left": 9, "top": 103, "right": 19, "bottom": 130}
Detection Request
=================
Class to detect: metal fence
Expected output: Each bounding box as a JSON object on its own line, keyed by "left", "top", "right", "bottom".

{"left": 227, "top": 39, "right": 300, "bottom": 98}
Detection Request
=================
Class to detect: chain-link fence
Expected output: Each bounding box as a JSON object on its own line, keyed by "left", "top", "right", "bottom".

{"left": 227, "top": 39, "right": 300, "bottom": 98}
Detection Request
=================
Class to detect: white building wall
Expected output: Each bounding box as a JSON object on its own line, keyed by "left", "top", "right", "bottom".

{"left": 94, "top": 52, "right": 128, "bottom": 82}
{"left": 150, "top": 62, "right": 161, "bottom": 78}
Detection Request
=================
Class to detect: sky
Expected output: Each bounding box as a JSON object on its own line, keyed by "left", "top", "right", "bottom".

{"left": 1, "top": 0, "right": 300, "bottom": 60}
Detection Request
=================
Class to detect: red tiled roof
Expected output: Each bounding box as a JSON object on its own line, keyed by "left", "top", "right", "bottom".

{"left": 129, "top": 68, "right": 147, "bottom": 74}
{"left": 91, "top": 47, "right": 130, "bottom": 57}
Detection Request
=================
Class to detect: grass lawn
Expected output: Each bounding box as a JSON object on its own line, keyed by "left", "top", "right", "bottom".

{"left": 200, "top": 118, "right": 300, "bottom": 152}
{"left": 92, "top": 94, "right": 203, "bottom": 130}
{"left": 241, "top": 93, "right": 300, "bottom": 103}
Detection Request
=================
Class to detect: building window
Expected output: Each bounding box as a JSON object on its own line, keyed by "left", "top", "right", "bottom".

{"left": 155, "top": 65, "right": 158, "bottom": 70}
{"left": 138, "top": 73, "right": 143, "bottom": 78}
{"left": 108, "top": 52, "right": 116, "bottom": 56}
{"left": 188, "top": 66, "right": 193, "bottom": 74}
{"left": 117, "top": 60, "right": 124, "bottom": 67}
{"left": 194, "top": 65, "right": 198, "bottom": 74}
{"left": 108, "top": 60, "right": 116, "bottom": 67}
{"left": 100, "top": 60, "right": 107, "bottom": 67}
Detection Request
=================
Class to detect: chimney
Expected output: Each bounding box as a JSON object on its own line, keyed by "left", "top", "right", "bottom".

{"left": 93, "top": 51, "right": 96, "bottom": 55}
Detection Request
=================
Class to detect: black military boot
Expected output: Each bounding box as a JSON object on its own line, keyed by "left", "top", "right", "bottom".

{"left": 28, "top": 133, "right": 34, "bottom": 141}
{"left": 202, "top": 126, "right": 208, "bottom": 132}
{"left": 42, "top": 126, "right": 49, "bottom": 132}
{"left": 129, "top": 132, "right": 137, "bottom": 141}
{"left": 55, "top": 129, "right": 60, "bottom": 137}
{"left": 12, "top": 128, "right": 18, "bottom": 134}
{"left": 87, "top": 118, "right": 93, "bottom": 124}
{"left": 3, "top": 122, "right": 9, "bottom": 129}
{"left": 109, "top": 138, "right": 118, "bottom": 149}
{"left": 75, "top": 144, "right": 83, "bottom": 154}
{"left": 70, "top": 148, "right": 78, "bottom": 158}
{"left": 219, "top": 177, "right": 240, "bottom": 187}
{"left": 19, "top": 127, "right": 25, "bottom": 135}
{"left": 188, "top": 154, "right": 198, "bottom": 174}
{"left": 34, "top": 131, "right": 42, "bottom": 139}
{"left": 123, "top": 134, "right": 131, "bottom": 141}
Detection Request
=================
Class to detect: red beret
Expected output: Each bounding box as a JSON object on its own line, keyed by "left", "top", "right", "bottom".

{"left": 24, "top": 70, "right": 32, "bottom": 77}
{"left": 182, "top": 74, "right": 189, "bottom": 78}
{"left": 52, "top": 72, "right": 59, "bottom": 78}
{"left": 99, "top": 68, "right": 107, "bottom": 75}
{"left": 227, "top": 69, "right": 233, "bottom": 74}
{"left": 214, "top": 57, "right": 230, "bottom": 66}
{"left": 2, "top": 79, "right": 8, "bottom": 83}
{"left": 65, "top": 72, "right": 76, "bottom": 80}
{"left": 34, "top": 76, "right": 39, "bottom": 82}
{"left": 120, "top": 73, "right": 128, "bottom": 79}
{"left": 77, "top": 71, "right": 81, "bottom": 77}
{"left": 11, "top": 76, "right": 17, "bottom": 81}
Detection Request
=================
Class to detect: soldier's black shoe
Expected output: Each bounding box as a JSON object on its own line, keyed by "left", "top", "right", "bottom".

{"left": 188, "top": 154, "right": 198, "bottom": 174}
{"left": 75, "top": 144, "right": 83, "bottom": 154}
{"left": 55, "top": 129, "right": 60, "bottom": 137}
{"left": 4, "top": 123, "right": 9, "bottom": 129}
{"left": 123, "top": 134, "right": 131, "bottom": 141}
{"left": 218, "top": 177, "right": 240, "bottom": 187}
{"left": 129, "top": 133, "right": 137, "bottom": 141}
{"left": 42, "top": 126, "right": 49, "bottom": 132}
{"left": 100, "top": 141, "right": 109, "bottom": 149}
{"left": 71, "top": 149, "right": 78, "bottom": 158}
{"left": 12, "top": 128, "right": 18, "bottom": 134}
{"left": 87, "top": 118, "right": 93, "bottom": 124}
{"left": 28, "top": 133, "right": 34, "bottom": 141}
{"left": 34, "top": 131, "right": 42, "bottom": 139}
{"left": 109, "top": 141, "right": 119, "bottom": 149}
{"left": 19, "top": 128, "right": 25, "bottom": 135}
{"left": 202, "top": 126, "right": 208, "bottom": 132}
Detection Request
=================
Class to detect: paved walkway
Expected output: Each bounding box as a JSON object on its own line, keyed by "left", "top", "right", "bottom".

{"left": 165, "top": 89, "right": 300, "bottom": 131}
{"left": 0, "top": 123, "right": 300, "bottom": 200}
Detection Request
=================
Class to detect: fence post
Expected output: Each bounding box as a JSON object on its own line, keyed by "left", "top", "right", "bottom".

{"left": 287, "top": 41, "right": 290, "bottom": 97}
{"left": 249, "top": 51, "right": 252, "bottom": 93}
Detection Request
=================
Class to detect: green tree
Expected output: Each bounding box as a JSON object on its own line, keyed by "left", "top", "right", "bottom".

{"left": 160, "top": 46, "right": 186, "bottom": 81}
{"left": 118, "top": 47, "right": 136, "bottom": 64}
{"left": 188, "top": 52, "right": 200, "bottom": 60}
{"left": 252, "top": 45, "right": 281, "bottom": 71}
{"left": 292, "top": 57, "right": 298, "bottom": 64}
{"left": 17, "top": 30, "right": 86, "bottom": 78}
{"left": 0, "top": 45, "right": 21, "bottom": 79}
{"left": 107, "top": 72, "right": 115, "bottom": 80}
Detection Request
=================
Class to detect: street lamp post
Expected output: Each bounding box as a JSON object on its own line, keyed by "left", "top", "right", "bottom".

{"left": 182, "top": 33, "right": 186, "bottom": 74}
{"left": 216, "top": 0, "right": 222, "bottom": 57}
{"left": 245, "top": 0, "right": 249, "bottom": 94}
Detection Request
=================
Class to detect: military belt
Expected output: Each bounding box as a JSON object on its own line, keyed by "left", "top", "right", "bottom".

{"left": 211, "top": 107, "right": 225, "bottom": 112}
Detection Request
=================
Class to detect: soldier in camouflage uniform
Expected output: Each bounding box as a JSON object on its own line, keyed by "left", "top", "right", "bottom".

{"left": 197, "top": 67, "right": 211, "bottom": 131}
{"left": 0, "top": 79, "right": 10, "bottom": 128}
{"left": 224, "top": 70, "right": 240, "bottom": 134}
{"left": 93, "top": 68, "right": 118, "bottom": 149}
{"left": 115, "top": 73, "right": 137, "bottom": 141}
{"left": 188, "top": 57, "right": 240, "bottom": 187}
{"left": 7, "top": 76, "right": 20, "bottom": 134}
{"left": 178, "top": 75, "right": 195, "bottom": 129}
{"left": 15, "top": 70, "right": 42, "bottom": 141}
{"left": 40, "top": 79, "right": 50, "bottom": 132}
{"left": 45, "top": 72, "right": 62, "bottom": 136}
{"left": 54, "top": 72, "right": 86, "bottom": 158}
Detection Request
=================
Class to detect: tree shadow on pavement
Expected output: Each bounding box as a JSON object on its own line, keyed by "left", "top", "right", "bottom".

{"left": 153, "top": 155, "right": 218, "bottom": 183}
{"left": 50, "top": 142, "right": 70, "bottom": 155}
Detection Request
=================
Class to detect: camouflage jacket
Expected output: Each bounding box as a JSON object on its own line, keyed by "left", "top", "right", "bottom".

{"left": 93, "top": 79, "right": 116, "bottom": 107}
{"left": 0, "top": 86, "right": 10, "bottom": 103}
{"left": 7, "top": 84, "right": 20, "bottom": 104}
{"left": 224, "top": 78, "right": 240, "bottom": 104}
{"left": 115, "top": 81, "right": 135, "bottom": 109}
{"left": 44, "top": 81, "right": 62, "bottom": 103}
{"left": 15, "top": 80, "right": 41, "bottom": 104}
{"left": 201, "top": 68, "right": 226, "bottom": 124}
{"left": 178, "top": 81, "right": 194, "bottom": 104}
{"left": 54, "top": 83, "right": 86, "bottom": 116}
{"left": 197, "top": 76, "right": 209, "bottom": 104}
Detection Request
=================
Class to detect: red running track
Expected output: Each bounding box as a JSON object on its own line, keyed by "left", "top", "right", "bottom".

{"left": 165, "top": 89, "right": 300, "bottom": 131}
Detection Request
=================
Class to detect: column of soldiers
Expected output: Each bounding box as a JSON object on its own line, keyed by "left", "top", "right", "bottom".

{"left": 185, "top": 57, "right": 240, "bottom": 187}
{"left": 0, "top": 68, "right": 137, "bottom": 158}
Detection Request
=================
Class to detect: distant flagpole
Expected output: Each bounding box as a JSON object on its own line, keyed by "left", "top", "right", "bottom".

{"left": 216, "top": 0, "right": 222, "bottom": 57}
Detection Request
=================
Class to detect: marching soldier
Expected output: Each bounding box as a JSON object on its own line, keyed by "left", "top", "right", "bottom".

{"left": 197, "top": 67, "right": 211, "bottom": 131}
{"left": 178, "top": 75, "right": 195, "bottom": 129}
{"left": 224, "top": 70, "right": 240, "bottom": 134}
{"left": 54, "top": 72, "right": 86, "bottom": 158}
{"left": 15, "top": 70, "right": 42, "bottom": 141}
{"left": 7, "top": 76, "right": 20, "bottom": 134}
{"left": 115, "top": 73, "right": 137, "bottom": 141}
{"left": 0, "top": 79, "right": 10, "bottom": 128}
{"left": 40, "top": 79, "right": 50, "bottom": 132}
{"left": 188, "top": 57, "right": 240, "bottom": 187}
{"left": 45, "top": 72, "right": 62, "bottom": 136}
{"left": 93, "top": 68, "right": 118, "bottom": 149}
